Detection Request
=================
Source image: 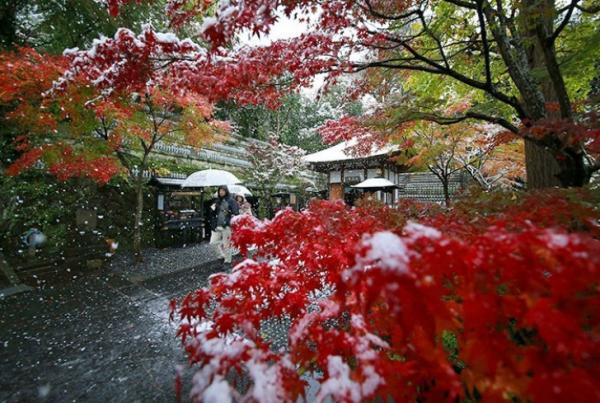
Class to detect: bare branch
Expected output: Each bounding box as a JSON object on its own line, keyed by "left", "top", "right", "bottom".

{"left": 551, "top": 0, "right": 579, "bottom": 42}
{"left": 390, "top": 109, "right": 519, "bottom": 133}
{"left": 443, "top": 0, "right": 478, "bottom": 10}
{"left": 361, "top": 24, "right": 525, "bottom": 115}
{"left": 428, "top": 164, "right": 446, "bottom": 182}
{"left": 352, "top": 51, "right": 526, "bottom": 117}
{"left": 416, "top": 10, "right": 450, "bottom": 68}
{"left": 475, "top": 0, "right": 493, "bottom": 85}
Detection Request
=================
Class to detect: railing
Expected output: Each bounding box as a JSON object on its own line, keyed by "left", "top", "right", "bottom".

{"left": 154, "top": 142, "right": 192, "bottom": 156}
{"left": 195, "top": 149, "right": 252, "bottom": 168}
{"left": 151, "top": 141, "right": 252, "bottom": 168}
{"left": 212, "top": 143, "right": 249, "bottom": 157}
{"left": 129, "top": 167, "right": 153, "bottom": 178}
{"left": 129, "top": 168, "right": 188, "bottom": 179}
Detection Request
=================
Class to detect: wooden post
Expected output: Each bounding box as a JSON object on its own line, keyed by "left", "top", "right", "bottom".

{"left": 0, "top": 251, "right": 32, "bottom": 296}
{"left": 199, "top": 189, "right": 205, "bottom": 242}
{"left": 0, "top": 252, "right": 20, "bottom": 286}
{"left": 340, "top": 164, "right": 346, "bottom": 203}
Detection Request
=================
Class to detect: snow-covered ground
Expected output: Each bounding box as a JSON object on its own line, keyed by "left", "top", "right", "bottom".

{"left": 0, "top": 249, "right": 224, "bottom": 402}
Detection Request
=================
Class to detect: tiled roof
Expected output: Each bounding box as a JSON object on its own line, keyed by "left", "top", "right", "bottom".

{"left": 397, "top": 172, "right": 468, "bottom": 203}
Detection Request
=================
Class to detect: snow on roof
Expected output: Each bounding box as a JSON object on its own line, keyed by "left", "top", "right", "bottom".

{"left": 352, "top": 177, "right": 398, "bottom": 189}
{"left": 302, "top": 139, "right": 399, "bottom": 163}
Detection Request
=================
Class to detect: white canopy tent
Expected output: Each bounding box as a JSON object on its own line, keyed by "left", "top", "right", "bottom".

{"left": 352, "top": 177, "right": 399, "bottom": 190}
{"left": 352, "top": 177, "right": 399, "bottom": 205}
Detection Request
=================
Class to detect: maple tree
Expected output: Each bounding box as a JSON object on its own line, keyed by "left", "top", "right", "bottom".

{"left": 391, "top": 121, "right": 526, "bottom": 205}
{"left": 1, "top": 3, "right": 595, "bottom": 401}
{"left": 398, "top": 122, "right": 483, "bottom": 207}
{"left": 469, "top": 136, "right": 526, "bottom": 190}
{"left": 0, "top": 47, "right": 122, "bottom": 184}
{"left": 0, "top": 47, "right": 228, "bottom": 256}
{"left": 92, "top": 0, "right": 599, "bottom": 189}
{"left": 171, "top": 192, "right": 599, "bottom": 402}
{"left": 0, "top": 0, "right": 165, "bottom": 53}
{"left": 93, "top": 88, "right": 229, "bottom": 255}
{"left": 0, "top": 47, "right": 119, "bottom": 279}
{"left": 318, "top": 115, "right": 388, "bottom": 157}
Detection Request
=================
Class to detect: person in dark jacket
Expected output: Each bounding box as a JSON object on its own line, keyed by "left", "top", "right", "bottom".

{"left": 209, "top": 186, "right": 239, "bottom": 264}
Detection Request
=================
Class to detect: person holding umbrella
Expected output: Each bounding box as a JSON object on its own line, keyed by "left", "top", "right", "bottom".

{"left": 209, "top": 185, "right": 239, "bottom": 266}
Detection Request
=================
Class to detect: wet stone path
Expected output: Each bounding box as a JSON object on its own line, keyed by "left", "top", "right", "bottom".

{"left": 0, "top": 252, "right": 224, "bottom": 402}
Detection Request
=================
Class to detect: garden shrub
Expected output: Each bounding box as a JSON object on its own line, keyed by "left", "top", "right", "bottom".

{"left": 172, "top": 191, "right": 599, "bottom": 402}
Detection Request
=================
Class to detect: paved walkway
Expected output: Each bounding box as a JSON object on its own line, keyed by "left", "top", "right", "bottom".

{"left": 108, "top": 243, "right": 222, "bottom": 283}
{"left": 0, "top": 243, "right": 224, "bottom": 402}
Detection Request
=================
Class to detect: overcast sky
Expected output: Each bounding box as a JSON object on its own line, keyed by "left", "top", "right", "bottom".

{"left": 240, "top": 14, "right": 308, "bottom": 46}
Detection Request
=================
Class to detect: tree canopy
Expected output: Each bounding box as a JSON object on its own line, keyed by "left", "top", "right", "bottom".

{"left": 0, "top": 0, "right": 168, "bottom": 52}
{"left": 217, "top": 85, "right": 363, "bottom": 152}
{"left": 77, "top": 0, "right": 598, "bottom": 188}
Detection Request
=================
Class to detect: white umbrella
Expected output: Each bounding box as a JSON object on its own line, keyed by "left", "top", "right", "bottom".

{"left": 228, "top": 184, "right": 252, "bottom": 196}
{"left": 182, "top": 169, "right": 241, "bottom": 187}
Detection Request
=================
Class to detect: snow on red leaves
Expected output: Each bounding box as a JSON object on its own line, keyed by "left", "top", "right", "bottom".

{"left": 172, "top": 195, "right": 600, "bottom": 402}
{"left": 57, "top": 25, "right": 343, "bottom": 108}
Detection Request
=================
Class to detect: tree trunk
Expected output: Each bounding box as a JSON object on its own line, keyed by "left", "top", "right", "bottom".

{"left": 256, "top": 187, "right": 268, "bottom": 219}
{"left": 0, "top": 251, "right": 20, "bottom": 286}
{"left": 519, "top": 0, "right": 588, "bottom": 188}
{"left": 483, "top": 0, "right": 585, "bottom": 188}
{"left": 430, "top": 166, "right": 452, "bottom": 207}
{"left": 524, "top": 140, "right": 562, "bottom": 188}
{"left": 132, "top": 174, "right": 144, "bottom": 260}
{"left": 442, "top": 178, "right": 451, "bottom": 208}
{"left": 264, "top": 188, "right": 274, "bottom": 219}
{"left": 0, "top": 0, "right": 22, "bottom": 49}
